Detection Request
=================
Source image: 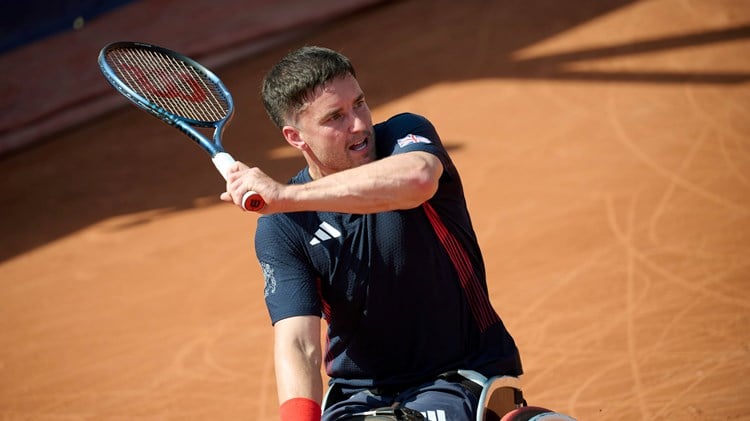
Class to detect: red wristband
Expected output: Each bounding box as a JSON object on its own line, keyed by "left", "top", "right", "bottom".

{"left": 279, "top": 397, "right": 321, "bottom": 421}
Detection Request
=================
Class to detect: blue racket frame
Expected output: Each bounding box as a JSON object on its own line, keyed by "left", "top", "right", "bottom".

{"left": 98, "top": 41, "right": 233, "bottom": 158}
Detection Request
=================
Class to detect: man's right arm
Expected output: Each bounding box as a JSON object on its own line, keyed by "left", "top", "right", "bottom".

{"left": 222, "top": 151, "right": 443, "bottom": 215}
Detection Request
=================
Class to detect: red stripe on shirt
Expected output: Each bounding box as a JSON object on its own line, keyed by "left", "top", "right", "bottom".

{"left": 316, "top": 277, "right": 334, "bottom": 373}
{"left": 422, "top": 202, "right": 500, "bottom": 332}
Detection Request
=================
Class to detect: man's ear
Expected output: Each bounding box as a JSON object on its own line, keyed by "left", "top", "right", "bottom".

{"left": 282, "top": 125, "right": 306, "bottom": 151}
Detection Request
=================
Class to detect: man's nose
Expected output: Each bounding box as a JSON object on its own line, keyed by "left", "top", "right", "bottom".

{"left": 350, "top": 112, "right": 368, "bottom": 132}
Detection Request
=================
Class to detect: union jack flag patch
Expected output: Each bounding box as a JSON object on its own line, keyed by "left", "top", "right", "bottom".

{"left": 396, "top": 134, "right": 432, "bottom": 148}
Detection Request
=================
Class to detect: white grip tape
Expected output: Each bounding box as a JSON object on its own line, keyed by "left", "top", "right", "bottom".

{"left": 212, "top": 152, "right": 236, "bottom": 180}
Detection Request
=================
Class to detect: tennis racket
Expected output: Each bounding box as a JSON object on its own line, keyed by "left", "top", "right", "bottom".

{"left": 97, "top": 41, "right": 265, "bottom": 211}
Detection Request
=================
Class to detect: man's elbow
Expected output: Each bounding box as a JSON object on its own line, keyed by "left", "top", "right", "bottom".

{"left": 403, "top": 154, "right": 442, "bottom": 207}
{"left": 413, "top": 168, "right": 440, "bottom": 201}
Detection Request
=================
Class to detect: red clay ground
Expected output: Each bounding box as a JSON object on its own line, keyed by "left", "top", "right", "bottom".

{"left": 1, "top": 1, "right": 749, "bottom": 420}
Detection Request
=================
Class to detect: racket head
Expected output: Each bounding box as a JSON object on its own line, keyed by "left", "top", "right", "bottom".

{"left": 98, "top": 41, "right": 234, "bottom": 145}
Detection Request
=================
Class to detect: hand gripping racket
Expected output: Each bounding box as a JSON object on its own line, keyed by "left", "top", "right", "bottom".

{"left": 98, "top": 41, "right": 265, "bottom": 211}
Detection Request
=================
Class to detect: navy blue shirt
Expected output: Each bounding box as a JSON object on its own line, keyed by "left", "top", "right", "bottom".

{"left": 255, "top": 113, "right": 522, "bottom": 388}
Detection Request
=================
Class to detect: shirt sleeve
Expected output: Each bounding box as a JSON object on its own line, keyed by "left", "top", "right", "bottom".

{"left": 378, "top": 113, "right": 444, "bottom": 152}
{"left": 375, "top": 113, "right": 456, "bottom": 184}
{"left": 255, "top": 215, "right": 321, "bottom": 325}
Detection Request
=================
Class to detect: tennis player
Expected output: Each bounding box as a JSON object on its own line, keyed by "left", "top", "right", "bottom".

{"left": 221, "top": 46, "right": 523, "bottom": 421}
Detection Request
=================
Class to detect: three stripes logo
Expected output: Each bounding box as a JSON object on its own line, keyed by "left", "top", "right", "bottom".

{"left": 421, "top": 410, "right": 447, "bottom": 421}
{"left": 309, "top": 221, "right": 342, "bottom": 245}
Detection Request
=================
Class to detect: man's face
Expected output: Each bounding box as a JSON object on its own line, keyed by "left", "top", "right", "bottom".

{"left": 283, "top": 74, "right": 376, "bottom": 179}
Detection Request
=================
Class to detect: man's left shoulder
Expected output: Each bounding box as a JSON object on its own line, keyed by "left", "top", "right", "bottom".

{"left": 380, "top": 112, "right": 432, "bottom": 128}
{"left": 375, "top": 113, "right": 439, "bottom": 144}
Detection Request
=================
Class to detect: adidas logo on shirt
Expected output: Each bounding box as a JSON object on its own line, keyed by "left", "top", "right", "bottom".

{"left": 421, "top": 410, "right": 447, "bottom": 421}
{"left": 309, "top": 221, "right": 342, "bottom": 245}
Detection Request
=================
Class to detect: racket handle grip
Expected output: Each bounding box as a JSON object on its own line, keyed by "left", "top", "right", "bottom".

{"left": 242, "top": 191, "right": 265, "bottom": 212}
{"left": 212, "top": 152, "right": 265, "bottom": 212}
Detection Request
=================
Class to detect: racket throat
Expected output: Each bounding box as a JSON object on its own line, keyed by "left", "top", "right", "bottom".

{"left": 212, "top": 152, "right": 236, "bottom": 180}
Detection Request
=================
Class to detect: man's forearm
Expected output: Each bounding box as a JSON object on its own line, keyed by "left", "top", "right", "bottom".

{"left": 280, "top": 151, "right": 443, "bottom": 214}
{"left": 275, "top": 356, "right": 323, "bottom": 405}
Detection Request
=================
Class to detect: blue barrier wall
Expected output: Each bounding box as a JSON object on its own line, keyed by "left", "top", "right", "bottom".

{"left": 2, "top": 0, "right": 136, "bottom": 53}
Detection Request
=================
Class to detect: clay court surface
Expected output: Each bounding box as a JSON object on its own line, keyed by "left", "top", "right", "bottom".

{"left": 1, "top": 1, "right": 749, "bottom": 419}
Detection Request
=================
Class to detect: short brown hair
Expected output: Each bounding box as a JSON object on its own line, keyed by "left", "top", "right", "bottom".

{"left": 261, "top": 46, "right": 356, "bottom": 128}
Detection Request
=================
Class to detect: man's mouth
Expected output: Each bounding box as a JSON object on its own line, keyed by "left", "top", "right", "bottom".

{"left": 349, "top": 138, "right": 368, "bottom": 151}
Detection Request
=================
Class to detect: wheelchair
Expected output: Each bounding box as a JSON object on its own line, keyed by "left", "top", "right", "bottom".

{"left": 322, "top": 371, "right": 576, "bottom": 421}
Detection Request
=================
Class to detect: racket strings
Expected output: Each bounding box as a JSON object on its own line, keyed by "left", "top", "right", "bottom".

{"left": 107, "top": 48, "right": 229, "bottom": 123}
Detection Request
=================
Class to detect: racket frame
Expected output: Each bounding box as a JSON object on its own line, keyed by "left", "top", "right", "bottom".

{"left": 98, "top": 41, "right": 231, "bottom": 158}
